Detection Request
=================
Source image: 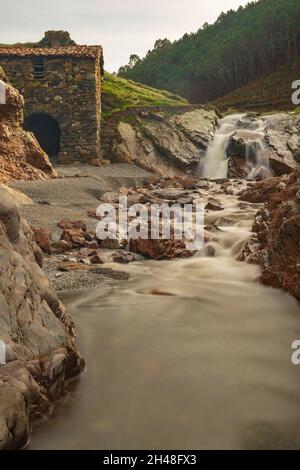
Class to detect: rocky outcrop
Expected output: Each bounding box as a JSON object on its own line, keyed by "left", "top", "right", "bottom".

{"left": 0, "top": 185, "right": 83, "bottom": 449}
{"left": 264, "top": 113, "right": 300, "bottom": 173}
{"left": 103, "top": 106, "right": 218, "bottom": 177}
{"left": 226, "top": 113, "right": 300, "bottom": 178}
{"left": 0, "top": 67, "right": 56, "bottom": 183}
{"left": 240, "top": 170, "right": 300, "bottom": 300}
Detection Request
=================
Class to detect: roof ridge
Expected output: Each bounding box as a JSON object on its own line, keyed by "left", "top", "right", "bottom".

{"left": 0, "top": 45, "right": 103, "bottom": 59}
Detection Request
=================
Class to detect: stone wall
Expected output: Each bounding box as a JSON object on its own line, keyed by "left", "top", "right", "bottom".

{"left": 0, "top": 56, "right": 101, "bottom": 164}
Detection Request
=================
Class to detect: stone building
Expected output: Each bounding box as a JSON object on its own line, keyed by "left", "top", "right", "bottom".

{"left": 0, "top": 33, "right": 104, "bottom": 164}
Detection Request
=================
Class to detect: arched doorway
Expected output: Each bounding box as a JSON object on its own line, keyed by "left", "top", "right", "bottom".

{"left": 24, "top": 113, "right": 61, "bottom": 162}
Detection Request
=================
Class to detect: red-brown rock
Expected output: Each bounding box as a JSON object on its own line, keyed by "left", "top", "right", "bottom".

{"left": 31, "top": 226, "right": 51, "bottom": 254}
{"left": 240, "top": 169, "right": 300, "bottom": 300}
{"left": 61, "top": 228, "right": 86, "bottom": 246}
{"left": 129, "top": 237, "right": 194, "bottom": 260}
{"left": 58, "top": 219, "right": 87, "bottom": 231}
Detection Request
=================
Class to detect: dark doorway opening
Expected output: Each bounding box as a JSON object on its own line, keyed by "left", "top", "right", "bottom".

{"left": 24, "top": 113, "right": 61, "bottom": 162}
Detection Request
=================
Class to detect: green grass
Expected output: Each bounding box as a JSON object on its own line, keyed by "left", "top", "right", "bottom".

{"left": 102, "top": 72, "right": 188, "bottom": 119}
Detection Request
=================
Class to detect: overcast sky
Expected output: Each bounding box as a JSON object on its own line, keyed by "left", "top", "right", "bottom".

{"left": 1, "top": 0, "right": 252, "bottom": 72}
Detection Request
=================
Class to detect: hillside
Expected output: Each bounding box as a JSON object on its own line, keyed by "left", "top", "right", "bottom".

{"left": 101, "top": 72, "right": 188, "bottom": 118}
{"left": 213, "top": 64, "right": 300, "bottom": 113}
{"left": 119, "top": 0, "right": 300, "bottom": 103}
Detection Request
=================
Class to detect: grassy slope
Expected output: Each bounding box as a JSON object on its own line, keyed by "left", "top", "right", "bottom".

{"left": 102, "top": 72, "right": 188, "bottom": 118}
{"left": 212, "top": 65, "right": 300, "bottom": 114}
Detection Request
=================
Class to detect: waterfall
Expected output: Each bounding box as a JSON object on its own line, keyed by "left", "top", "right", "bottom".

{"left": 201, "top": 114, "right": 272, "bottom": 180}
{"left": 201, "top": 114, "right": 245, "bottom": 179}
{"left": 244, "top": 120, "right": 272, "bottom": 179}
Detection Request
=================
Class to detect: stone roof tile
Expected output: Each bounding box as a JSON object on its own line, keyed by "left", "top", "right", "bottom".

{"left": 0, "top": 45, "right": 103, "bottom": 59}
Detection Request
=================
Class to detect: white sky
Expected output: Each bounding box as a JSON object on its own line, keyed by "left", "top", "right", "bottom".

{"left": 0, "top": 0, "right": 252, "bottom": 72}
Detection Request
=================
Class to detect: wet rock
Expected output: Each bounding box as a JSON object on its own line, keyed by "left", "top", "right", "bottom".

{"left": 129, "top": 236, "right": 195, "bottom": 260}
{"left": 249, "top": 166, "right": 273, "bottom": 181}
{"left": 227, "top": 130, "right": 262, "bottom": 159}
{"left": 227, "top": 113, "right": 300, "bottom": 177}
{"left": 113, "top": 249, "right": 136, "bottom": 264}
{"left": 205, "top": 245, "right": 216, "bottom": 257}
{"left": 31, "top": 226, "right": 52, "bottom": 254}
{"left": 205, "top": 198, "right": 223, "bottom": 211}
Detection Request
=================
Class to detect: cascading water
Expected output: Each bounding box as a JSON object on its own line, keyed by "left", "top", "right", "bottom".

{"left": 201, "top": 114, "right": 272, "bottom": 180}
{"left": 201, "top": 114, "right": 245, "bottom": 179}
{"left": 243, "top": 119, "right": 272, "bottom": 179}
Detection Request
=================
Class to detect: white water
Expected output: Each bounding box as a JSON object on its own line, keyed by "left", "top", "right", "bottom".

{"left": 202, "top": 114, "right": 244, "bottom": 179}
{"left": 202, "top": 114, "right": 272, "bottom": 180}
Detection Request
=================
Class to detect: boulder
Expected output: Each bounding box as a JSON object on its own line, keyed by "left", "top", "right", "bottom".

{"left": 113, "top": 249, "right": 136, "bottom": 264}
{"left": 0, "top": 185, "right": 83, "bottom": 449}
{"left": 58, "top": 220, "right": 87, "bottom": 231}
{"left": 226, "top": 114, "right": 300, "bottom": 177}
{"left": 129, "top": 236, "right": 195, "bottom": 260}
{"left": 31, "top": 226, "right": 52, "bottom": 254}
{"left": 107, "top": 107, "right": 218, "bottom": 178}
{"left": 171, "top": 108, "right": 217, "bottom": 148}
{"left": 205, "top": 198, "right": 224, "bottom": 211}
{"left": 0, "top": 76, "right": 56, "bottom": 183}
{"left": 61, "top": 228, "right": 86, "bottom": 247}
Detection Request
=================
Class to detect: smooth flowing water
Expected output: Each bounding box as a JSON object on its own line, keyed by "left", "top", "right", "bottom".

{"left": 30, "top": 183, "right": 300, "bottom": 450}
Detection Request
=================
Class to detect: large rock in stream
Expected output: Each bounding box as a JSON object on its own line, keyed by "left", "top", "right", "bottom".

{"left": 0, "top": 186, "right": 84, "bottom": 449}
{"left": 227, "top": 113, "right": 300, "bottom": 178}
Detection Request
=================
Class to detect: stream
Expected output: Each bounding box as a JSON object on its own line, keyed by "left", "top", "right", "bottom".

{"left": 29, "top": 177, "right": 300, "bottom": 450}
